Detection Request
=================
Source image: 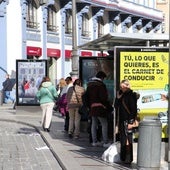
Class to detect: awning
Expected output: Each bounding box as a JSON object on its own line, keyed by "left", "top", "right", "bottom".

{"left": 47, "top": 48, "right": 60, "bottom": 58}
{"left": 98, "top": 52, "right": 107, "bottom": 57}
{"left": 27, "top": 46, "right": 42, "bottom": 56}
{"left": 81, "top": 51, "right": 92, "bottom": 57}
{"left": 65, "top": 50, "right": 72, "bottom": 59}
{"left": 78, "top": 33, "right": 169, "bottom": 51}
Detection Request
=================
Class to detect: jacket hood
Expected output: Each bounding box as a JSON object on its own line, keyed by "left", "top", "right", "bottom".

{"left": 89, "top": 77, "right": 102, "bottom": 82}
{"left": 42, "top": 81, "right": 53, "bottom": 88}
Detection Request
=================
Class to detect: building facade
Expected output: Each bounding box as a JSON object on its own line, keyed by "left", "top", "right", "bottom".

{"left": 0, "top": 0, "right": 166, "bottom": 88}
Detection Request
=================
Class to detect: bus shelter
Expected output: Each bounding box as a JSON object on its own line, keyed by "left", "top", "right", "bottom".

{"left": 78, "top": 32, "right": 169, "bottom": 142}
{"left": 78, "top": 33, "right": 169, "bottom": 52}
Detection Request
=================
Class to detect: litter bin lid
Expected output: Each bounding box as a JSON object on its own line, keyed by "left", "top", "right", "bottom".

{"left": 140, "top": 119, "right": 161, "bottom": 127}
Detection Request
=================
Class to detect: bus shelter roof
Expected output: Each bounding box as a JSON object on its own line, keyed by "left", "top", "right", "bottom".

{"left": 78, "top": 33, "right": 169, "bottom": 51}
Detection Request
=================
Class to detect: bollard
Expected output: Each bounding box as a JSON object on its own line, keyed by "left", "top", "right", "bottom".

{"left": 137, "top": 119, "right": 162, "bottom": 170}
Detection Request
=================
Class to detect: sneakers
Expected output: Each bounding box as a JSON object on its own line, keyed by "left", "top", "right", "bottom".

{"left": 91, "top": 142, "right": 102, "bottom": 147}
{"left": 103, "top": 143, "right": 111, "bottom": 148}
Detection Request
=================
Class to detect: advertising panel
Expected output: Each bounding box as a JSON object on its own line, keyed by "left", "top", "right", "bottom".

{"left": 79, "top": 57, "right": 114, "bottom": 102}
{"left": 115, "top": 47, "right": 169, "bottom": 138}
{"left": 16, "top": 60, "right": 47, "bottom": 106}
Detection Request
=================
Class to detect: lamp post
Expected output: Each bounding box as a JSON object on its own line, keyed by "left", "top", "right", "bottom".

{"left": 70, "top": 0, "right": 79, "bottom": 79}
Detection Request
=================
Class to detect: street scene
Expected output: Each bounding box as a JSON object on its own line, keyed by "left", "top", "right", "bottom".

{"left": 0, "top": 0, "right": 169, "bottom": 170}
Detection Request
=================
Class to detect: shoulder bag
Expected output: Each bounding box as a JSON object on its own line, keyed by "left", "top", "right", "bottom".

{"left": 122, "top": 98, "right": 139, "bottom": 133}
{"left": 73, "top": 87, "right": 89, "bottom": 120}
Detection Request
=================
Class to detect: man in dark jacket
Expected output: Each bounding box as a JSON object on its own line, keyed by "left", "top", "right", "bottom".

{"left": 2, "top": 74, "right": 15, "bottom": 103}
{"left": 86, "top": 71, "right": 111, "bottom": 148}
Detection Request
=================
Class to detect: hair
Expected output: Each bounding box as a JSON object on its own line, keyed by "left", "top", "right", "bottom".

{"left": 96, "top": 71, "right": 106, "bottom": 79}
{"left": 59, "top": 78, "right": 66, "bottom": 88}
{"left": 42, "top": 76, "right": 51, "bottom": 82}
{"left": 120, "top": 79, "right": 130, "bottom": 89}
{"left": 65, "top": 76, "right": 72, "bottom": 82}
{"left": 39, "top": 76, "right": 50, "bottom": 89}
{"left": 120, "top": 79, "right": 129, "bottom": 84}
{"left": 73, "top": 78, "right": 82, "bottom": 86}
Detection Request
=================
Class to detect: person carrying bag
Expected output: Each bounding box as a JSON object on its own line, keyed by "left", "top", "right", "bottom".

{"left": 114, "top": 79, "right": 139, "bottom": 164}
{"left": 36, "top": 76, "right": 58, "bottom": 132}
{"left": 66, "top": 79, "right": 85, "bottom": 139}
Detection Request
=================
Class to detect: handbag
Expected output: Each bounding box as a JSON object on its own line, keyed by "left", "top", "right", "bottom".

{"left": 122, "top": 99, "right": 139, "bottom": 133}
{"left": 73, "top": 87, "right": 89, "bottom": 119}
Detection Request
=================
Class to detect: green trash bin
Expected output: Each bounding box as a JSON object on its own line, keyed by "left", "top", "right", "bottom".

{"left": 137, "top": 119, "right": 162, "bottom": 170}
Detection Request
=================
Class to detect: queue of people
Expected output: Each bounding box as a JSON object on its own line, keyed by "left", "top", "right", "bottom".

{"left": 55, "top": 71, "right": 114, "bottom": 147}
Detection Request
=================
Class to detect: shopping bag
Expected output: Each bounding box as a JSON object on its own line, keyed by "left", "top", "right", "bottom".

{"left": 102, "top": 142, "right": 121, "bottom": 163}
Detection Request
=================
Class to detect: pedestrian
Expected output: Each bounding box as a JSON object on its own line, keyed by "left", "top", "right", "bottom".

{"left": 114, "top": 79, "right": 138, "bottom": 164}
{"left": 2, "top": 74, "right": 15, "bottom": 104}
{"left": 56, "top": 78, "right": 67, "bottom": 97}
{"left": 58, "top": 76, "right": 73, "bottom": 131}
{"left": 86, "top": 71, "right": 111, "bottom": 148}
{"left": 36, "top": 76, "right": 58, "bottom": 132}
{"left": 53, "top": 78, "right": 67, "bottom": 112}
{"left": 66, "top": 78, "right": 85, "bottom": 139}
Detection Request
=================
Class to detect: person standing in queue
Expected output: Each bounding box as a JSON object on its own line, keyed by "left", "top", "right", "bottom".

{"left": 36, "top": 76, "right": 58, "bottom": 132}
{"left": 59, "top": 76, "right": 73, "bottom": 132}
{"left": 114, "top": 79, "right": 138, "bottom": 164}
{"left": 66, "top": 78, "right": 85, "bottom": 139}
{"left": 86, "top": 71, "right": 111, "bottom": 148}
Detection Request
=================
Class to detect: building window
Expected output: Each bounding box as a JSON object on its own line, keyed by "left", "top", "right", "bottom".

{"left": 47, "top": 6, "right": 57, "bottom": 32}
{"left": 65, "top": 9, "right": 72, "bottom": 34}
{"left": 82, "top": 13, "right": 89, "bottom": 37}
{"left": 26, "top": 0, "right": 38, "bottom": 29}
{"left": 98, "top": 16, "right": 104, "bottom": 37}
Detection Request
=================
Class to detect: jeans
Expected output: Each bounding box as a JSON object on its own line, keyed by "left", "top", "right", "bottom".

{"left": 91, "top": 116, "right": 108, "bottom": 144}
{"left": 4, "top": 91, "right": 14, "bottom": 103}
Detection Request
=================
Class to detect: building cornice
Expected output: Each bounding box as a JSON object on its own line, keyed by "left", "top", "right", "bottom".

{"left": 79, "top": 0, "right": 163, "bottom": 22}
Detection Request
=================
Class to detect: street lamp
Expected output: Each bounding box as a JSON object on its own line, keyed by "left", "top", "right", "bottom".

{"left": 70, "top": 0, "right": 79, "bottom": 78}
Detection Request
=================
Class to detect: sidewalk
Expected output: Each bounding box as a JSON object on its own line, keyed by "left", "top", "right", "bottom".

{"left": 0, "top": 103, "right": 168, "bottom": 170}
